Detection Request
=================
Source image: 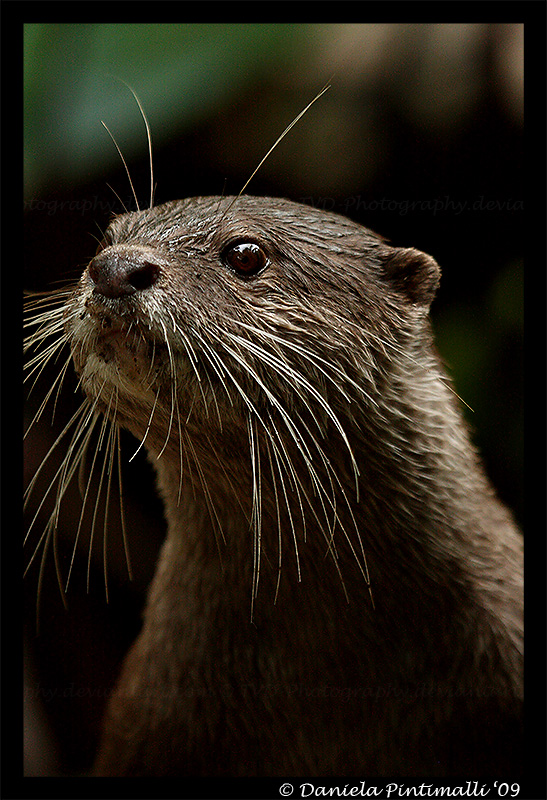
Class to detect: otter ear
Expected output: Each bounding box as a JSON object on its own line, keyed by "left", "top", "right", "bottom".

{"left": 382, "top": 247, "right": 441, "bottom": 307}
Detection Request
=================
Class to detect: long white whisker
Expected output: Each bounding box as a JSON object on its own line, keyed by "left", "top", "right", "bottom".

{"left": 115, "top": 424, "right": 133, "bottom": 579}
{"left": 25, "top": 402, "right": 95, "bottom": 537}
{"left": 222, "top": 82, "right": 331, "bottom": 215}
{"left": 214, "top": 328, "right": 372, "bottom": 600}
{"left": 63, "top": 410, "right": 104, "bottom": 592}
{"left": 262, "top": 436, "right": 284, "bottom": 603}
{"left": 182, "top": 429, "right": 226, "bottom": 551}
{"left": 224, "top": 329, "right": 360, "bottom": 486}
{"left": 115, "top": 79, "right": 155, "bottom": 210}
{"left": 156, "top": 318, "right": 177, "bottom": 459}
{"left": 236, "top": 319, "right": 363, "bottom": 401}
{"left": 25, "top": 351, "right": 73, "bottom": 430}
{"left": 247, "top": 413, "right": 262, "bottom": 618}
{"left": 263, "top": 418, "right": 300, "bottom": 588}
{"left": 101, "top": 121, "right": 140, "bottom": 213}
{"left": 86, "top": 391, "right": 119, "bottom": 595}
{"left": 128, "top": 388, "right": 159, "bottom": 463}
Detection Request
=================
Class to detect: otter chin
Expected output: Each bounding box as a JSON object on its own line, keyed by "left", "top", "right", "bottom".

{"left": 50, "top": 194, "right": 521, "bottom": 776}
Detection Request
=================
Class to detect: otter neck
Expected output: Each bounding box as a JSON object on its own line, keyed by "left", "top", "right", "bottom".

{"left": 142, "top": 352, "right": 509, "bottom": 626}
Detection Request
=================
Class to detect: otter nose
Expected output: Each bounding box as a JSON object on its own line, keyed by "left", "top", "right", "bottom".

{"left": 88, "top": 248, "right": 161, "bottom": 298}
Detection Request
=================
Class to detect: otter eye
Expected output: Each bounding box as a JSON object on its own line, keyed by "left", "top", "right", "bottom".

{"left": 223, "top": 242, "right": 268, "bottom": 277}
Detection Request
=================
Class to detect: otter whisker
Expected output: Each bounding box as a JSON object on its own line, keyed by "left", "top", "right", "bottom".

{"left": 216, "top": 339, "right": 316, "bottom": 465}
{"left": 25, "top": 351, "right": 75, "bottom": 434}
{"left": 217, "top": 351, "right": 332, "bottom": 544}
{"left": 64, "top": 413, "right": 101, "bottom": 591}
{"left": 164, "top": 306, "right": 219, "bottom": 422}
{"left": 263, "top": 411, "right": 302, "bottom": 585}
{"left": 24, "top": 291, "right": 71, "bottom": 342}
{"left": 215, "top": 336, "right": 336, "bottom": 531}
{"left": 25, "top": 298, "right": 73, "bottom": 422}
{"left": 100, "top": 410, "right": 121, "bottom": 600}
{"left": 243, "top": 334, "right": 372, "bottom": 594}
{"left": 25, "top": 328, "right": 67, "bottom": 378}
{"left": 222, "top": 82, "right": 330, "bottom": 218}
{"left": 154, "top": 318, "right": 191, "bottom": 506}
{"left": 88, "top": 406, "right": 119, "bottom": 599}
{"left": 262, "top": 435, "right": 284, "bottom": 602}
{"left": 26, "top": 401, "right": 101, "bottom": 622}
{"left": 189, "top": 338, "right": 227, "bottom": 429}
{"left": 34, "top": 516, "right": 67, "bottom": 630}
{"left": 264, "top": 407, "right": 357, "bottom": 601}
{"left": 219, "top": 332, "right": 357, "bottom": 530}
{"left": 193, "top": 334, "right": 236, "bottom": 420}
{"left": 222, "top": 327, "right": 375, "bottom": 576}
{"left": 186, "top": 335, "right": 318, "bottom": 589}
{"left": 81, "top": 389, "right": 118, "bottom": 595}
{"left": 224, "top": 329, "right": 360, "bottom": 480}
{"left": 266, "top": 411, "right": 356, "bottom": 605}
{"left": 156, "top": 318, "right": 177, "bottom": 459}
{"left": 24, "top": 315, "right": 66, "bottom": 366}
{"left": 110, "top": 79, "right": 155, "bottom": 211}
{"left": 64, "top": 400, "right": 112, "bottom": 592}
{"left": 101, "top": 121, "right": 141, "bottom": 213}
{"left": 141, "top": 333, "right": 158, "bottom": 387}
{"left": 115, "top": 424, "right": 132, "bottom": 579}
{"left": 197, "top": 336, "right": 267, "bottom": 430}
{"left": 171, "top": 390, "right": 184, "bottom": 506}
{"left": 247, "top": 413, "right": 262, "bottom": 614}
{"left": 231, "top": 350, "right": 347, "bottom": 586}
{"left": 236, "top": 319, "right": 372, "bottom": 406}
{"left": 128, "top": 386, "right": 160, "bottom": 463}
{"left": 182, "top": 428, "right": 227, "bottom": 552}
{"left": 24, "top": 400, "right": 95, "bottom": 543}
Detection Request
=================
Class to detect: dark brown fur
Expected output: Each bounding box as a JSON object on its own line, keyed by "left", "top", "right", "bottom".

{"left": 60, "top": 195, "right": 522, "bottom": 776}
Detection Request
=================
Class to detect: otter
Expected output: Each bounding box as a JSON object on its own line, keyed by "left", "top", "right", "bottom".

{"left": 28, "top": 194, "right": 523, "bottom": 777}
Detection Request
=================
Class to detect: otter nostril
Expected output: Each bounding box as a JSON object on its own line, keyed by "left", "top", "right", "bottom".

{"left": 127, "top": 261, "right": 160, "bottom": 291}
{"left": 88, "top": 249, "right": 161, "bottom": 298}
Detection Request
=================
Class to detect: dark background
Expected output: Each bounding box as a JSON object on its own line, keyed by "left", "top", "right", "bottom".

{"left": 23, "top": 23, "right": 524, "bottom": 778}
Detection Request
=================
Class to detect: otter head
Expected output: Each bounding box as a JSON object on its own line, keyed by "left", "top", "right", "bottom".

{"left": 66, "top": 195, "right": 440, "bottom": 451}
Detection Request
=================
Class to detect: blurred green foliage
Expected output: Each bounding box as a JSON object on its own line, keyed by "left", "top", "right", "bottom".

{"left": 24, "top": 23, "right": 311, "bottom": 192}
